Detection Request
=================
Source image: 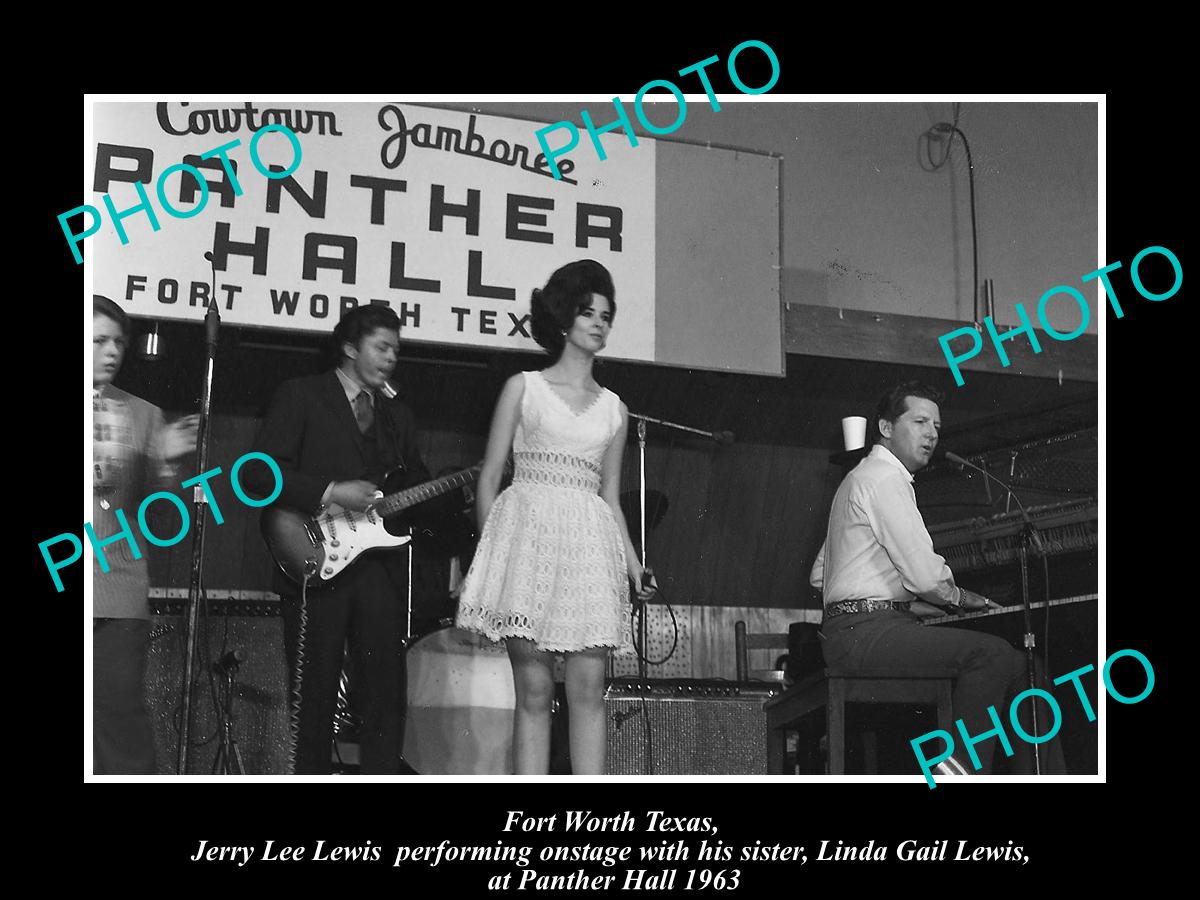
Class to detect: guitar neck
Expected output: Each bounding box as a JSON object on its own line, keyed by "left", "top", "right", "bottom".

{"left": 375, "top": 467, "right": 479, "bottom": 517}
{"left": 924, "top": 593, "right": 1097, "bottom": 626}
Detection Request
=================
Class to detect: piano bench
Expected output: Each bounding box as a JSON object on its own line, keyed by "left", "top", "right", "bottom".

{"left": 764, "top": 667, "right": 956, "bottom": 775}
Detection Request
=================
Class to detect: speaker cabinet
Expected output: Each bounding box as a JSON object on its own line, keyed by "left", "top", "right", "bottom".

{"left": 605, "top": 680, "right": 778, "bottom": 775}
{"left": 145, "top": 601, "right": 290, "bottom": 775}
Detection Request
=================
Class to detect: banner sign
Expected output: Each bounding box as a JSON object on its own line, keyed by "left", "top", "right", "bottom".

{"left": 91, "top": 102, "right": 657, "bottom": 361}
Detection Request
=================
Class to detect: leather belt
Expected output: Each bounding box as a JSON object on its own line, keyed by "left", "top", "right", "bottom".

{"left": 824, "top": 599, "right": 911, "bottom": 620}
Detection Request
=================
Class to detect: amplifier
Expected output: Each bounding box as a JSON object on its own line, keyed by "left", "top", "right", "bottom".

{"left": 145, "top": 602, "right": 290, "bottom": 775}
{"left": 605, "top": 680, "right": 779, "bottom": 776}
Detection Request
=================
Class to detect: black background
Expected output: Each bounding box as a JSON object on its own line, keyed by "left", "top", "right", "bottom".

{"left": 39, "top": 27, "right": 1178, "bottom": 890}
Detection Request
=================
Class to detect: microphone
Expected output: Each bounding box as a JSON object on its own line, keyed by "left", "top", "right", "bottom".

{"left": 212, "top": 648, "right": 246, "bottom": 675}
{"left": 204, "top": 299, "right": 220, "bottom": 348}
{"left": 203, "top": 248, "right": 220, "bottom": 348}
{"left": 943, "top": 451, "right": 1045, "bottom": 555}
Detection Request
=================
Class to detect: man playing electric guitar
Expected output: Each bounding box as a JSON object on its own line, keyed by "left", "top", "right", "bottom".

{"left": 248, "top": 305, "right": 433, "bottom": 775}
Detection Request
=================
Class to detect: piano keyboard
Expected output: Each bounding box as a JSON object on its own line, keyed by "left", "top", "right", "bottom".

{"left": 923, "top": 593, "right": 1097, "bottom": 626}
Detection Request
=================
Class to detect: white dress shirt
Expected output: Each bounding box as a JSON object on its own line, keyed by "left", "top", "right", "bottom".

{"left": 810, "top": 444, "right": 960, "bottom": 607}
{"left": 335, "top": 367, "right": 374, "bottom": 408}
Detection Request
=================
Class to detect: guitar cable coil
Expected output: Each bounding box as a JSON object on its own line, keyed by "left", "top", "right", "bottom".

{"left": 287, "top": 573, "right": 311, "bottom": 775}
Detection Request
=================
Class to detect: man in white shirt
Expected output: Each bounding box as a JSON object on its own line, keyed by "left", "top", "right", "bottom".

{"left": 811, "top": 382, "right": 1064, "bottom": 774}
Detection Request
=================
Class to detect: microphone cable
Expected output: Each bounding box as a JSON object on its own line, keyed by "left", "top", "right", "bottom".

{"left": 287, "top": 573, "right": 311, "bottom": 775}
{"left": 627, "top": 580, "right": 680, "bottom": 775}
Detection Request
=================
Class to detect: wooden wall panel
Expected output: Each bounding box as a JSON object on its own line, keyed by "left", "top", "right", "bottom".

{"left": 637, "top": 440, "right": 833, "bottom": 612}
{"left": 610, "top": 603, "right": 822, "bottom": 681}
{"left": 140, "top": 365, "right": 1089, "bottom": 656}
{"left": 786, "top": 304, "right": 1098, "bottom": 383}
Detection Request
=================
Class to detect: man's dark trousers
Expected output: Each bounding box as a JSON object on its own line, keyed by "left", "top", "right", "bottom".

{"left": 282, "top": 555, "right": 409, "bottom": 774}
{"left": 821, "top": 609, "right": 1066, "bottom": 773}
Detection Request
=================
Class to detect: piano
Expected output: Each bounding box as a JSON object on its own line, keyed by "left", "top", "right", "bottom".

{"left": 928, "top": 497, "right": 1096, "bottom": 574}
{"left": 922, "top": 592, "right": 1096, "bottom": 626}
{"left": 927, "top": 498, "right": 1098, "bottom": 773}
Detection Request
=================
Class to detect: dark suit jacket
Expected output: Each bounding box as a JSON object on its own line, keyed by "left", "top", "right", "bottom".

{"left": 249, "top": 370, "right": 431, "bottom": 515}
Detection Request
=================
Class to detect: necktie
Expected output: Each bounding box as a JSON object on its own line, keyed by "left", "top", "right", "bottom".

{"left": 354, "top": 389, "right": 374, "bottom": 434}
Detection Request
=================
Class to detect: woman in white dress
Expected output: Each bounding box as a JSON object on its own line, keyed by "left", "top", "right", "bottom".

{"left": 456, "top": 260, "right": 657, "bottom": 774}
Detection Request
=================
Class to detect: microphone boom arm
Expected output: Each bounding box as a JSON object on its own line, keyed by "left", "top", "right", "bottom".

{"left": 944, "top": 451, "right": 1041, "bottom": 551}
{"left": 627, "top": 412, "right": 732, "bottom": 444}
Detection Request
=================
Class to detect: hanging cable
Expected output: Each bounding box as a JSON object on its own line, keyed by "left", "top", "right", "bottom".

{"left": 630, "top": 586, "right": 679, "bottom": 667}
{"left": 288, "top": 574, "right": 311, "bottom": 775}
{"left": 924, "top": 103, "right": 981, "bottom": 325}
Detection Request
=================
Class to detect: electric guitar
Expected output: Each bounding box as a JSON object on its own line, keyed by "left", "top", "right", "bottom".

{"left": 261, "top": 465, "right": 479, "bottom": 586}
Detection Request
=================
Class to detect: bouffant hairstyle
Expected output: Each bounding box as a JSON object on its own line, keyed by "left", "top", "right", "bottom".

{"left": 873, "top": 381, "right": 944, "bottom": 443}
{"left": 331, "top": 304, "right": 402, "bottom": 361}
{"left": 93, "top": 294, "right": 130, "bottom": 337}
{"left": 530, "top": 260, "right": 616, "bottom": 357}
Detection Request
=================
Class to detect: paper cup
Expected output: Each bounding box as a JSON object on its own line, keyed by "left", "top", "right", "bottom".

{"left": 841, "top": 416, "right": 867, "bottom": 451}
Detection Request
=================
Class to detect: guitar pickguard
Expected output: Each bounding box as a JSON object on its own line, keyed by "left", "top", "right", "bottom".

{"left": 314, "top": 507, "right": 412, "bottom": 581}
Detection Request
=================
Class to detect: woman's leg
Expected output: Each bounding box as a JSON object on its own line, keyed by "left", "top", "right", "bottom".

{"left": 564, "top": 649, "right": 609, "bottom": 775}
{"left": 506, "top": 638, "right": 555, "bottom": 774}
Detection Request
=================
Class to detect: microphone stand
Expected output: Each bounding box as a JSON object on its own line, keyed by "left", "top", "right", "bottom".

{"left": 176, "top": 253, "right": 221, "bottom": 774}
{"left": 945, "top": 451, "right": 1045, "bottom": 775}
{"left": 211, "top": 651, "right": 247, "bottom": 774}
{"left": 636, "top": 418, "right": 648, "bottom": 680}
{"left": 625, "top": 413, "right": 732, "bottom": 679}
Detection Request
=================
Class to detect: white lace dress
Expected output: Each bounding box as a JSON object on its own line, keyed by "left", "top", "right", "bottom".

{"left": 455, "top": 370, "right": 633, "bottom": 655}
